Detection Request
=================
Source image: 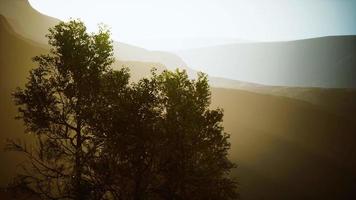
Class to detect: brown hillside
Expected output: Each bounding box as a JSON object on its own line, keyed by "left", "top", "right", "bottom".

{"left": 211, "top": 88, "right": 356, "bottom": 199}
{"left": 0, "top": 14, "right": 47, "bottom": 186}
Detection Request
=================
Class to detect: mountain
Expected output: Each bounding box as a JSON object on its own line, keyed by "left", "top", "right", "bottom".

{"left": 0, "top": 0, "right": 187, "bottom": 72}
{"left": 2, "top": 15, "right": 356, "bottom": 199}
{"left": 2, "top": 0, "right": 356, "bottom": 199}
{"left": 177, "top": 36, "right": 356, "bottom": 88}
{"left": 212, "top": 88, "right": 356, "bottom": 200}
{"left": 209, "top": 77, "right": 356, "bottom": 120}
{"left": 0, "top": 0, "right": 58, "bottom": 44}
{"left": 127, "top": 37, "right": 251, "bottom": 51}
{"left": 113, "top": 42, "right": 189, "bottom": 73}
{"left": 0, "top": 14, "right": 47, "bottom": 187}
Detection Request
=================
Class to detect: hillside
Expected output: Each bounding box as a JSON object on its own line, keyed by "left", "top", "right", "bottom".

{"left": 0, "top": 0, "right": 58, "bottom": 44}
{"left": 210, "top": 77, "right": 356, "bottom": 120}
{"left": 0, "top": 15, "right": 47, "bottom": 187}
{"left": 2, "top": 15, "right": 356, "bottom": 199}
{"left": 178, "top": 36, "right": 356, "bottom": 88}
{"left": 113, "top": 42, "right": 188, "bottom": 72}
{"left": 1, "top": 0, "right": 356, "bottom": 199}
{"left": 212, "top": 88, "right": 356, "bottom": 200}
{"left": 0, "top": 0, "right": 187, "bottom": 71}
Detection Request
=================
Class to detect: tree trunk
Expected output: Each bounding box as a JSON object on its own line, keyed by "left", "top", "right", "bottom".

{"left": 74, "top": 120, "right": 83, "bottom": 200}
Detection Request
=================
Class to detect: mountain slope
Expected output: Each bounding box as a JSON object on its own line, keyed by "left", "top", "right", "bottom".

{"left": 2, "top": 1, "right": 356, "bottom": 199}
{"left": 210, "top": 77, "right": 356, "bottom": 120}
{"left": 178, "top": 36, "right": 356, "bottom": 88}
{"left": 113, "top": 42, "right": 188, "bottom": 72}
{"left": 0, "top": 0, "right": 187, "bottom": 71}
{"left": 0, "top": 0, "right": 58, "bottom": 44}
{"left": 2, "top": 16, "right": 356, "bottom": 199}
{"left": 212, "top": 88, "right": 356, "bottom": 200}
{"left": 0, "top": 14, "right": 48, "bottom": 187}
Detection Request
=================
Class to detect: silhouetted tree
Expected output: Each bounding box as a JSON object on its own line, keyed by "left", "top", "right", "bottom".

{"left": 91, "top": 69, "right": 238, "bottom": 200}
{"left": 8, "top": 20, "right": 238, "bottom": 200}
{"left": 88, "top": 70, "right": 163, "bottom": 199}
{"left": 155, "top": 70, "right": 238, "bottom": 199}
{"left": 8, "top": 20, "right": 121, "bottom": 200}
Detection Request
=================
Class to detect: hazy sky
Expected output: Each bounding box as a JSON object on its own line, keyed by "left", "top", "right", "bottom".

{"left": 29, "top": 0, "right": 356, "bottom": 50}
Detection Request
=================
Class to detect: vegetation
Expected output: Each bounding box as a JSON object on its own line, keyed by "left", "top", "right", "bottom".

{"left": 7, "top": 20, "right": 238, "bottom": 200}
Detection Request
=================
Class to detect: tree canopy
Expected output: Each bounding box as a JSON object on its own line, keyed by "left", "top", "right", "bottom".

{"left": 7, "top": 20, "right": 238, "bottom": 200}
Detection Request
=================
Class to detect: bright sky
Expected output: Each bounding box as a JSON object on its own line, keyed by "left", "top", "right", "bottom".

{"left": 29, "top": 0, "right": 356, "bottom": 51}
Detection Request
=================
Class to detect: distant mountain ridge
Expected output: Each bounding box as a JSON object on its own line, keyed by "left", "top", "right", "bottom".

{"left": 0, "top": 0, "right": 58, "bottom": 44}
{"left": 178, "top": 35, "right": 356, "bottom": 88}
{"left": 2, "top": 1, "right": 356, "bottom": 199}
{"left": 3, "top": 0, "right": 355, "bottom": 90}
{"left": 0, "top": 0, "right": 188, "bottom": 73}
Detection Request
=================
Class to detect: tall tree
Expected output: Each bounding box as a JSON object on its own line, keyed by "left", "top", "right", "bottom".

{"left": 88, "top": 70, "right": 163, "bottom": 199}
{"left": 92, "top": 69, "right": 239, "bottom": 200}
{"left": 156, "top": 70, "right": 238, "bottom": 200}
{"left": 8, "top": 20, "right": 238, "bottom": 200}
{"left": 8, "top": 20, "right": 123, "bottom": 199}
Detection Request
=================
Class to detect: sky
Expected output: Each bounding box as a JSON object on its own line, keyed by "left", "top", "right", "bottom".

{"left": 29, "top": 0, "right": 356, "bottom": 51}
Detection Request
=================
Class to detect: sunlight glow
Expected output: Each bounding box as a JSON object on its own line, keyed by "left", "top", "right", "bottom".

{"left": 29, "top": 0, "right": 356, "bottom": 51}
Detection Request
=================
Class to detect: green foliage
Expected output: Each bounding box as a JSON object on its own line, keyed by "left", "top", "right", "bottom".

{"left": 8, "top": 20, "right": 238, "bottom": 200}
{"left": 10, "top": 19, "right": 118, "bottom": 200}
{"left": 154, "top": 70, "right": 238, "bottom": 199}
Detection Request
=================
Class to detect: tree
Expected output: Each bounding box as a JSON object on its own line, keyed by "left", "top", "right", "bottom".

{"left": 155, "top": 70, "right": 238, "bottom": 199}
{"left": 87, "top": 70, "right": 163, "bottom": 199}
{"left": 8, "top": 20, "right": 125, "bottom": 199}
{"left": 8, "top": 20, "right": 238, "bottom": 200}
{"left": 91, "top": 69, "right": 239, "bottom": 199}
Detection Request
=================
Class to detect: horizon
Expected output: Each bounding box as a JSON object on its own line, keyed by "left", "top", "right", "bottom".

{"left": 28, "top": 0, "right": 356, "bottom": 51}
{"left": 1, "top": 1, "right": 356, "bottom": 199}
